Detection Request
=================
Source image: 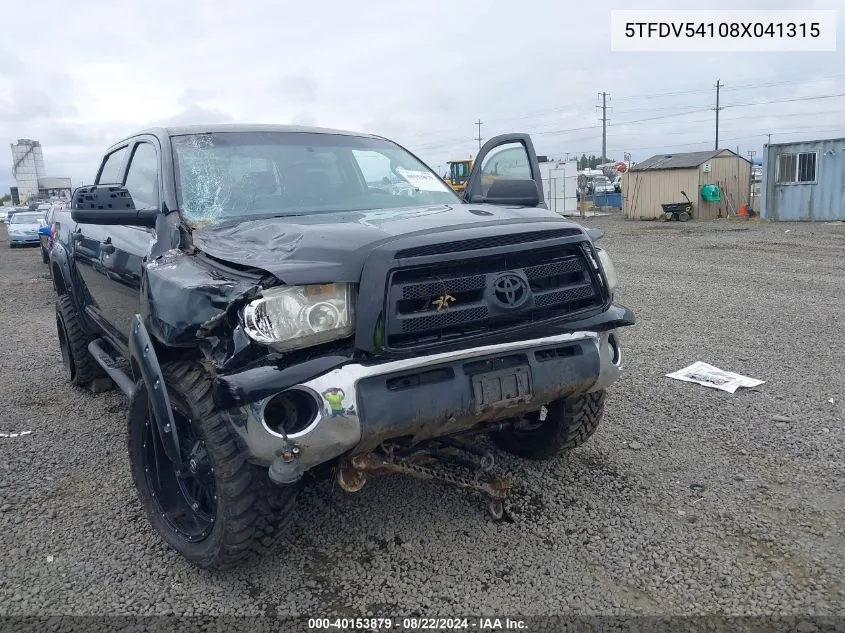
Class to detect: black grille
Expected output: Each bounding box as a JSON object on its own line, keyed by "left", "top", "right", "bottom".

{"left": 385, "top": 243, "right": 604, "bottom": 349}
{"left": 402, "top": 274, "right": 486, "bottom": 300}
{"left": 401, "top": 306, "right": 489, "bottom": 332}
{"left": 534, "top": 284, "right": 594, "bottom": 308}
{"left": 395, "top": 228, "right": 582, "bottom": 259}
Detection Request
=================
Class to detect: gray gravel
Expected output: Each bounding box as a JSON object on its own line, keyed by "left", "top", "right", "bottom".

{"left": 0, "top": 216, "right": 843, "bottom": 618}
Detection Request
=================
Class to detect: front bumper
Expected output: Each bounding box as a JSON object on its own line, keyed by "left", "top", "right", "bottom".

{"left": 221, "top": 325, "right": 629, "bottom": 474}
{"left": 9, "top": 234, "right": 39, "bottom": 245}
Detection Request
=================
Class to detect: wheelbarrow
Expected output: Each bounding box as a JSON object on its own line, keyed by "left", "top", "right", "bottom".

{"left": 660, "top": 191, "right": 693, "bottom": 222}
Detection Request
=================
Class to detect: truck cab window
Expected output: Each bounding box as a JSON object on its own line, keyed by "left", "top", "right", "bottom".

{"left": 124, "top": 143, "right": 160, "bottom": 210}
{"left": 97, "top": 147, "right": 128, "bottom": 185}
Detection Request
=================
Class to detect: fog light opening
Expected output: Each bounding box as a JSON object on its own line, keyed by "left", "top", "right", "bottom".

{"left": 608, "top": 334, "right": 621, "bottom": 366}
{"left": 263, "top": 390, "right": 319, "bottom": 436}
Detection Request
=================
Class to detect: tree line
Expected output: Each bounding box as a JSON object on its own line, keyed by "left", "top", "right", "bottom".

{"left": 577, "top": 154, "right": 616, "bottom": 170}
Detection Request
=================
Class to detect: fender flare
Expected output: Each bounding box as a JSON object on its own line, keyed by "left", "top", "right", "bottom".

{"left": 128, "top": 314, "right": 182, "bottom": 466}
{"left": 50, "top": 245, "right": 77, "bottom": 301}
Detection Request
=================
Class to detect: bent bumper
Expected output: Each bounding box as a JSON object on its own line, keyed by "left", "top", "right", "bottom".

{"left": 222, "top": 326, "right": 628, "bottom": 474}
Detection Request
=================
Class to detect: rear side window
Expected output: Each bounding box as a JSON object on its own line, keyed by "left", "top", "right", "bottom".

{"left": 123, "top": 143, "right": 160, "bottom": 209}
{"left": 97, "top": 147, "right": 128, "bottom": 185}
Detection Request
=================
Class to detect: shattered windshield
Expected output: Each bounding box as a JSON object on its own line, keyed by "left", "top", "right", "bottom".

{"left": 171, "top": 132, "right": 460, "bottom": 227}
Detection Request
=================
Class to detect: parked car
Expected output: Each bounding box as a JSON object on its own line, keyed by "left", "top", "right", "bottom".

{"left": 592, "top": 176, "right": 615, "bottom": 195}
{"left": 0, "top": 208, "right": 7, "bottom": 224}
{"left": 7, "top": 210, "right": 44, "bottom": 247}
{"left": 5, "top": 207, "right": 24, "bottom": 223}
{"left": 51, "top": 124, "right": 634, "bottom": 569}
{"left": 38, "top": 205, "right": 61, "bottom": 263}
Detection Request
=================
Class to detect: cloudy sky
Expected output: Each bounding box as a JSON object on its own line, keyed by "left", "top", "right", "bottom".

{"left": 1, "top": 0, "right": 842, "bottom": 192}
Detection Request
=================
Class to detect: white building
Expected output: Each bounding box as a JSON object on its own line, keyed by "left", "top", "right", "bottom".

{"left": 11, "top": 139, "right": 44, "bottom": 202}
{"left": 10, "top": 139, "right": 72, "bottom": 204}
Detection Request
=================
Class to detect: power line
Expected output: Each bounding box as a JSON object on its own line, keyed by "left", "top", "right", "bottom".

{"left": 721, "top": 75, "right": 845, "bottom": 93}
{"left": 592, "top": 113, "right": 841, "bottom": 140}
{"left": 615, "top": 107, "right": 845, "bottom": 129}
{"left": 611, "top": 87, "right": 713, "bottom": 102}
{"left": 412, "top": 99, "right": 843, "bottom": 153}
{"left": 611, "top": 72, "right": 845, "bottom": 102}
{"left": 396, "top": 77, "right": 845, "bottom": 143}
{"left": 408, "top": 92, "right": 845, "bottom": 155}
{"left": 610, "top": 104, "right": 709, "bottom": 115}
{"left": 547, "top": 126, "right": 844, "bottom": 157}
{"left": 724, "top": 93, "right": 845, "bottom": 109}
{"left": 609, "top": 108, "right": 713, "bottom": 127}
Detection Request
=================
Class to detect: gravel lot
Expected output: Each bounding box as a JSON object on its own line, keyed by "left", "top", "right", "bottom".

{"left": 0, "top": 216, "right": 843, "bottom": 619}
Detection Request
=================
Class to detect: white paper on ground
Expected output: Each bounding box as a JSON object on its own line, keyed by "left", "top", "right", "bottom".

{"left": 666, "top": 361, "right": 765, "bottom": 394}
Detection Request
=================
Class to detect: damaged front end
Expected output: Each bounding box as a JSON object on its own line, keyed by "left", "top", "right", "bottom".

{"left": 134, "top": 216, "right": 633, "bottom": 522}
{"left": 143, "top": 249, "right": 267, "bottom": 371}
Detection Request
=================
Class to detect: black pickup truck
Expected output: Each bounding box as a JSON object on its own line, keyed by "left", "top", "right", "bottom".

{"left": 50, "top": 125, "right": 634, "bottom": 569}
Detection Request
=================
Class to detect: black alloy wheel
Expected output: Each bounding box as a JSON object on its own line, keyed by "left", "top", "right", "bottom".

{"left": 142, "top": 406, "right": 217, "bottom": 543}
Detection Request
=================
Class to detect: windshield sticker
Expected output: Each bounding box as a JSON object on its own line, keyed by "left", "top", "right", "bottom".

{"left": 395, "top": 167, "right": 452, "bottom": 193}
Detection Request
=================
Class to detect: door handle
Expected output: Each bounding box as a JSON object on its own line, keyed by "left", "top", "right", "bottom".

{"left": 101, "top": 239, "right": 115, "bottom": 255}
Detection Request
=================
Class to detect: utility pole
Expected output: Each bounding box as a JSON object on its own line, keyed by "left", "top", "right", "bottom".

{"left": 475, "top": 119, "right": 483, "bottom": 151}
{"left": 714, "top": 79, "right": 723, "bottom": 150}
{"left": 766, "top": 133, "right": 772, "bottom": 146}
{"left": 597, "top": 92, "right": 609, "bottom": 164}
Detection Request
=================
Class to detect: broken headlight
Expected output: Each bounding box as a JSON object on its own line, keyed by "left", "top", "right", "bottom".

{"left": 242, "top": 283, "right": 354, "bottom": 351}
{"left": 596, "top": 247, "right": 618, "bottom": 294}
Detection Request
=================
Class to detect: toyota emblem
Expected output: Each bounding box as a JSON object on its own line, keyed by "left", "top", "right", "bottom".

{"left": 492, "top": 273, "right": 529, "bottom": 308}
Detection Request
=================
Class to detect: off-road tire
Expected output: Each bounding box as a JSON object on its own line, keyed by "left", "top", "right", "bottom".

{"left": 493, "top": 390, "right": 607, "bottom": 459}
{"left": 127, "top": 363, "right": 298, "bottom": 570}
{"left": 41, "top": 245, "right": 49, "bottom": 263}
{"left": 55, "top": 294, "right": 104, "bottom": 386}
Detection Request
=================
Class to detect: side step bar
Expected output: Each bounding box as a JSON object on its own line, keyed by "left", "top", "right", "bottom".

{"left": 88, "top": 339, "right": 136, "bottom": 398}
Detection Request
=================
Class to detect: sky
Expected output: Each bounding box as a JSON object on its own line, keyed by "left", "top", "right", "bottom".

{"left": 0, "top": 0, "right": 843, "bottom": 193}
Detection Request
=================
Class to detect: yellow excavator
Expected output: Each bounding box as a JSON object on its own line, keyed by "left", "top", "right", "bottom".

{"left": 444, "top": 158, "right": 473, "bottom": 195}
{"left": 444, "top": 151, "right": 511, "bottom": 197}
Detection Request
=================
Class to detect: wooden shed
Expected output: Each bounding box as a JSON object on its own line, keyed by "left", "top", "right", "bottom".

{"left": 622, "top": 149, "right": 752, "bottom": 220}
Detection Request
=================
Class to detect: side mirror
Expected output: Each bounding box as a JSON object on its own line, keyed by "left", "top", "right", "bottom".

{"left": 70, "top": 185, "right": 158, "bottom": 228}
{"left": 471, "top": 179, "right": 540, "bottom": 206}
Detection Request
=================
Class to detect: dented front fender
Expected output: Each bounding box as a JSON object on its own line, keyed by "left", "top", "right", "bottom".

{"left": 141, "top": 249, "right": 265, "bottom": 369}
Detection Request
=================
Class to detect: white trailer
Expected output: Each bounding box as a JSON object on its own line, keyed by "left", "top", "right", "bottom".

{"left": 537, "top": 159, "right": 578, "bottom": 215}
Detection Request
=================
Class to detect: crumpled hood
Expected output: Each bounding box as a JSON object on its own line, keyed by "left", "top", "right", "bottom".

{"left": 191, "top": 203, "right": 584, "bottom": 283}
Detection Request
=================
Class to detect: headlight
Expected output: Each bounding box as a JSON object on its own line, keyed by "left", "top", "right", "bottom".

{"left": 242, "top": 283, "right": 354, "bottom": 351}
{"left": 596, "top": 248, "right": 618, "bottom": 294}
